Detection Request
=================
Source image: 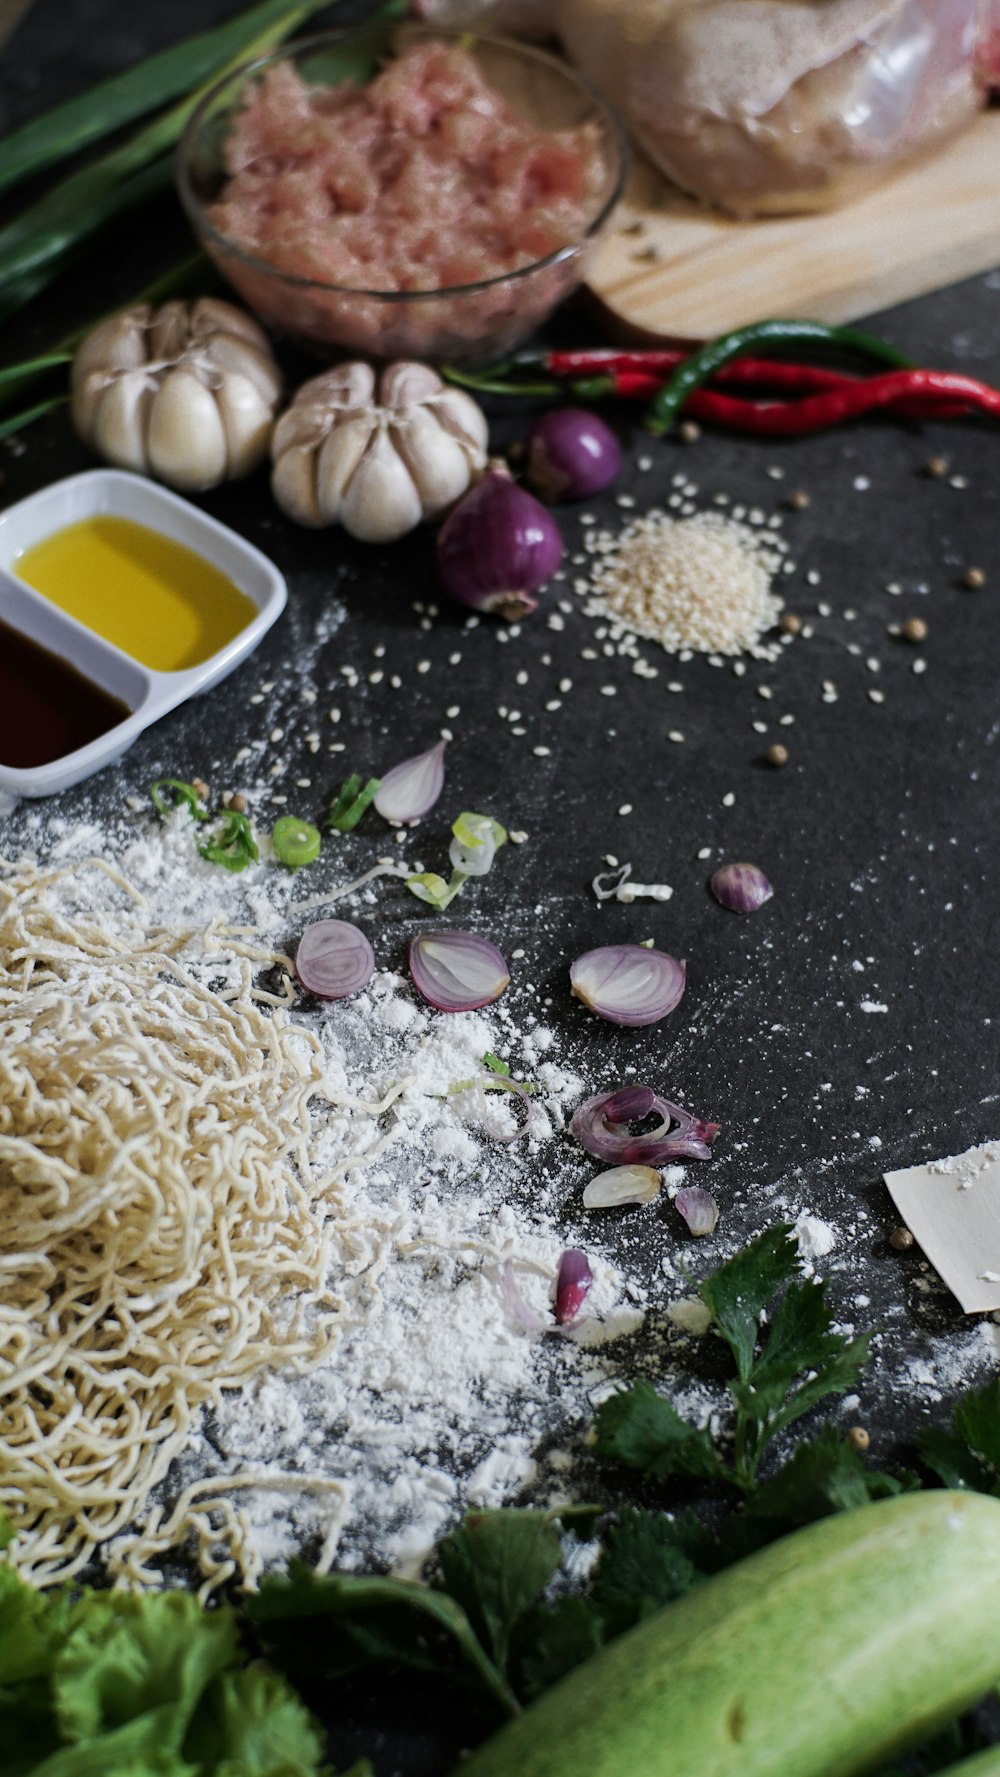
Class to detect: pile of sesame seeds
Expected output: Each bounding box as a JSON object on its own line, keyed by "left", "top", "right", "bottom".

{"left": 582, "top": 507, "right": 785, "bottom": 658}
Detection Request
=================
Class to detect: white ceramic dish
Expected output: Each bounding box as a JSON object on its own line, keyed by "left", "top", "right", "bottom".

{"left": 0, "top": 469, "right": 286, "bottom": 798}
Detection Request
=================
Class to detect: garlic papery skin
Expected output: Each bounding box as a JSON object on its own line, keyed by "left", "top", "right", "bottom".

{"left": 270, "top": 360, "right": 488, "bottom": 544}
{"left": 72, "top": 297, "right": 283, "bottom": 493}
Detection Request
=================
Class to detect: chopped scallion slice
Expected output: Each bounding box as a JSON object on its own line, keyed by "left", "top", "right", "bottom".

{"left": 271, "top": 816, "right": 322, "bottom": 869}
{"left": 150, "top": 778, "right": 208, "bottom": 820}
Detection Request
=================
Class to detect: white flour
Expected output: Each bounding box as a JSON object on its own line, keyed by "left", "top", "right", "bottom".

{"left": 3, "top": 804, "right": 654, "bottom": 1582}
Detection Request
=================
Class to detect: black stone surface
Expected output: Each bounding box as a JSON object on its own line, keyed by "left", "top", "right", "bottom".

{"left": 2, "top": 6, "right": 1000, "bottom": 1773}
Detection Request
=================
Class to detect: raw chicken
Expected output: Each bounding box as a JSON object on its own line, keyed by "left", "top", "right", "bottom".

{"left": 415, "top": 0, "right": 1000, "bottom": 214}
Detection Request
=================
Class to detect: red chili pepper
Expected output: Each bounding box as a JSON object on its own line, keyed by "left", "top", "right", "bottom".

{"left": 538, "top": 347, "right": 857, "bottom": 394}
{"left": 540, "top": 348, "right": 685, "bottom": 377}
{"left": 683, "top": 370, "right": 1000, "bottom": 435}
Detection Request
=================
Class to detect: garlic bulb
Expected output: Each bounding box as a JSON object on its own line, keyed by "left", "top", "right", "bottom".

{"left": 72, "top": 298, "right": 283, "bottom": 493}
{"left": 270, "top": 360, "right": 488, "bottom": 544}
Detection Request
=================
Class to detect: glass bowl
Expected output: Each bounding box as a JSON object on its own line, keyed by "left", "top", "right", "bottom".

{"left": 177, "top": 23, "right": 627, "bottom": 366}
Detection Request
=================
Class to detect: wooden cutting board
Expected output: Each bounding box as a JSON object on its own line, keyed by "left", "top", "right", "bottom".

{"left": 584, "top": 112, "right": 1000, "bottom": 343}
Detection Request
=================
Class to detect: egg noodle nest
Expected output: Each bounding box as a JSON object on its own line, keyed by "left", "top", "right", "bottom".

{"left": 0, "top": 855, "right": 392, "bottom": 1591}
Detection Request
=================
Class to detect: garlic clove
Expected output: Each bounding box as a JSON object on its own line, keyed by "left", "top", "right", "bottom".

{"left": 338, "top": 424, "right": 423, "bottom": 543}
{"left": 87, "top": 369, "right": 153, "bottom": 472}
{"left": 147, "top": 299, "right": 192, "bottom": 362}
{"left": 213, "top": 370, "right": 275, "bottom": 479}
{"left": 207, "top": 331, "right": 283, "bottom": 409}
{"left": 308, "top": 362, "right": 377, "bottom": 413}
{"left": 70, "top": 307, "right": 149, "bottom": 392}
{"left": 147, "top": 368, "right": 228, "bottom": 491}
{"left": 271, "top": 441, "right": 324, "bottom": 527}
{"left": 192, "top": 296, "right": 272, "bottom": 354}
{"left": 315, "top": 414, "right": 378, "bottom": 524}
{"left": 379, "top": 360, "right": 444, "bottom": 409}
{"left": 392, "top": 404, "right": 477, "bottom": 516}
{"left": 429, "top": 387, "right": 490, "bottom": 459}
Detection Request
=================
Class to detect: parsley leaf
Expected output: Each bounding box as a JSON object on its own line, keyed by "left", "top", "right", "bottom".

{"left": 197, "top": 809, "right": 258, "bottom": 873}
{"left": 747, "top": 1424, "right": 908, "bottom": 1525}
{"left": 511, "top": 1596, "right": 605, "bottom": 1702}
{"left": 593, "top": 1381, "right": 723, "bottom": 1482}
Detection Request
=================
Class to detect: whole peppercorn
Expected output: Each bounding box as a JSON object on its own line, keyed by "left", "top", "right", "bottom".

{"left": 679, "top": 420, "right": 701, "bottom": 444}
{"left": 229, "top": 792, "right": 248, "bottom": 814}
{"left": 779, "top": 612, "right": 802, "bottom": 636}
{"left": 900, "top": 617, "right": 928, "bottom": 644}
{"left": 845, "top": 1427, "right": 870, "bottom": 1453}
{"left": 786, "top": 490, "right": 811, "bottom": 511}
{"left": 191, "top": 777, "right": 210, "bottom": 800}
{"left": 765, "top": 743, "right": 789, "bottom": 768}
{"left": 889, "top": 1225, "right": 914, "bottom": 1252}
{"left": 923, "top": 455, "right": 948, "bottom": 478}
{"left": 963, "top": 566, "right": 986, "bottom": 589}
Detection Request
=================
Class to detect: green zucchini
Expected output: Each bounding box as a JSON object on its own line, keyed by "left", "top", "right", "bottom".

{"left": 453, "top": 1492, "right": 1000, "bottom": 1777}
{"left": 936, "top": 1755, "right": 1000, "bottom": 1777}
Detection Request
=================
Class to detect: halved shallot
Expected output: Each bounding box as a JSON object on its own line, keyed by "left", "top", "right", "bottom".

{"left": 408, "top": 931, "right": 510, "bottom": 1012}
{"left": 570, "top": 944, "right": 685, "bottom": 1026}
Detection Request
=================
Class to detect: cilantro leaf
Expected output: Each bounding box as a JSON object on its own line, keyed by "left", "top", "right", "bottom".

{"left": 51, "top": 1591, "right": 238, "bottom": 1747}
{"left": 729, "top": 1277, "right": 872, "bottom": 1475}
{"left": 248, "top": 1562, "right": 516, "bottom": 1716}
{"left": 511, "top": 1596, "right": 605, "bottom": 1702}
{"left": 437, "top": 1510, "right": 563, "bottom": 1680}
{"left": 589, "top": 1508, "right": 701, "bottom": 1632}
{"left": 593, "top": 1380, "right": 723, "bottom": 1483}
{"left": 747, "top": 1424, "right": 907, "bottom": 1525}
{"left": 700, "top": 1224, "right": 799, "bottom": 1379}
{"left": 953, "top": 1379, "right": 1000, "bottom": 1475}
{"left": 184, "top": 1666, "right": 325, "bottom": 1776}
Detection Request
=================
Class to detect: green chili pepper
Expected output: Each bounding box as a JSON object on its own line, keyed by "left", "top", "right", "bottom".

{"left": 325, "top": 774, "right": 381, "bottom": 833}
{"left": 271, "top": 816, "right": 322, "bottom": 868}
{"left": 198, "top": 811, "right": 258, "bottom": 873}
{"left": 150, "top": 778, "right": 208, "bottom": 820}
{"left": 645, "top": 318, "right": 914, "bottom": 437}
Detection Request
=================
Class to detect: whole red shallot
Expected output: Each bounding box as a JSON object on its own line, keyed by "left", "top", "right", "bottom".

{"left": 525, "top": 408, "right": 622, "bottom": 502}
{"left": 436, "top": 468, "right": 564, "bottom": 620}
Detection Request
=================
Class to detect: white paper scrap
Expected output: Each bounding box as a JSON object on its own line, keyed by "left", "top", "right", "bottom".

{"left": 884, "top": 1141, "right": 1000, "bottom": 1313}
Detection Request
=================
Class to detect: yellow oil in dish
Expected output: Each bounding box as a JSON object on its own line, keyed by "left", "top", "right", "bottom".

{"left": 15, "top": 515, "right": 257, "bottom": 673}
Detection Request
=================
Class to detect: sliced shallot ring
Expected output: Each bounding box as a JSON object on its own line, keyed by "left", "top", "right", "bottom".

{"left": 571, "top": 1087, "right": 719, "bottom": 1165}
{"left": 295, "top": 918, "right": 374, "bottom": 1001}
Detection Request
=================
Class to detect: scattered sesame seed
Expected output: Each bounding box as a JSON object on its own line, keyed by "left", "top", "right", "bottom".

{"left": 269, "top": 727, "right": 284, "bottom": 743}
{"left": 817, "top": 602, "right": 832, "bottom": 618}
{"left": 806, "top": 569, "right": 821, "bottom": 586}
{"left": 697, "top": 846, "right": 712, "bottom": 860}
{"left": 950, "top": 474, "right": 968, "bottom": 489}
{"left": 600, "top": 685, "right": 617, "bottom": 696}
{"left": 668, "top": 730, "right": 685, "bottom": 743}
{"left": 616, "top": 494, "right": 636, "bottom": 509}
{"left": 416, "top": 660, "right": 431, "bottom": 674}
{"left": 618, "top": 803, "right": 633, "bottom": 816}
{"left": 511, "top": 726, "right": 527, "bottom": 736}
{"left": 866, "top": 658, "right": 881, "bottom": 673}
{"left": 605, "top": 854, "right": 619, "bottom": 867}
{"left": 533, "top": 746, "right": 551, "bottom": 757}
{"left": 509, "top": 831, "right": 528, "bottom": 845}
{"left": 547, "top": 614, "right": 565, "bottom": 631}
{"left": 757, "top": 685, "right": 774, "bottom": 700}
{"left": 249, "top": 693, "right": 265, "bottom": 705}
{"left": 779, "top": 713, "right": 795, "bottom": 726}
{"left": 446, "top": 705, "right": 460, "bottom": 718}
{"left": 722, "top": 792, "right": 735, "bottom": 807}
{"left": 853, "top": 476, "right": 870, "bottom": 491}
{"left": 369, "top": 670, "right": 384, "bottom": 684}
{"left": 545, "top": 699, "right": 562, "bottom": 712}
{"left": 766, "top": 465, "right": 785, "bottom": 480}
{"left": 913, "top": 658, "right": 928, "bottom": 674}
{"left": 752, "top": 720, "right": 768, "bottom": 734}
{"left": 637, "top": 456, "right": 653, "bottom": 472}
{"left": 390, "top": 675, "right": 402, "bottom": 689}
{"left": 868, "top": 687, "right": 885, "bottom": 704}
{"left": 270, "top": 794, "right": 288, "bottom": 806}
